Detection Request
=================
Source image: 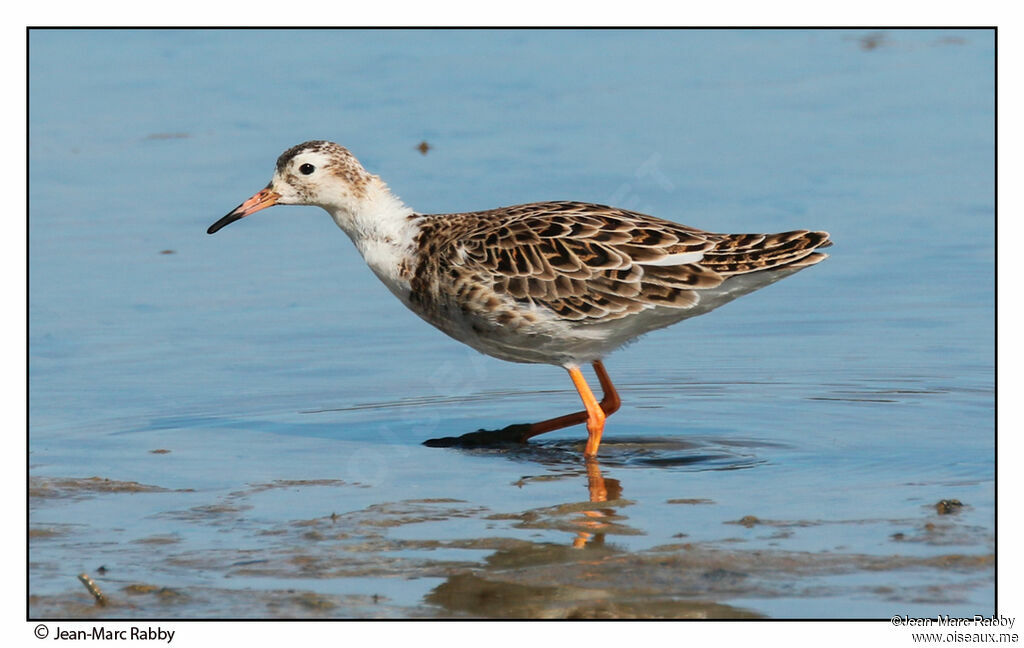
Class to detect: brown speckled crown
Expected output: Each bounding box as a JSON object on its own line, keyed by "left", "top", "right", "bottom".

{"left": 275, "top": 140, "right": 373, "bottom": 198}
{"left": 275, "top": 140, "right": 341, "bottom": 171}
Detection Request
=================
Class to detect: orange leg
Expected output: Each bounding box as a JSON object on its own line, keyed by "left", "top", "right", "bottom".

{"left": 519, "top": 360, "right": 621, "bottom": 452}
{"left": 569, "top": 366, "right": 606, "bottom": 457}
{"left": 423, "top": 360, "right": 621, "bottom": 453}
{"left": 592, "top": 360, "right": 621, "bottom": 417}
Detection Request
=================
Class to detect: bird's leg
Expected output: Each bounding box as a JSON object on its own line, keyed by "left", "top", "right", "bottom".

{"left": 423, "top": 360, "right": 620, "bottom": 451}
{"left": 567, "top": 366, "right": 606, "bottom": 457}
{"left": 517, "top": 360, "right": 620, "bottom": 443}
{"left": 591, "top": 359, "right": 621, "bottom": 417}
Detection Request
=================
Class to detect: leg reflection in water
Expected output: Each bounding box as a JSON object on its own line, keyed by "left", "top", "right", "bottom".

{"left": 573, "top": 457, "right": 623, "bottom": 549}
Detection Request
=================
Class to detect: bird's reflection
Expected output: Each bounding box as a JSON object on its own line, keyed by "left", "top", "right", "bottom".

{"left": 572, "top": 457, "right": 623, "bottom": 548}
{"left": 421, "top": 429, "right": 764, "bottom": 549}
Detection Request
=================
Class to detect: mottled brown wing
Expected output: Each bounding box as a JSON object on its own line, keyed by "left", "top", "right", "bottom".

{"left": 453, "top": 202, "right": 727, "bottom": 322}
{"left": 413, "top": 202, "right": 831, "bottom": 324}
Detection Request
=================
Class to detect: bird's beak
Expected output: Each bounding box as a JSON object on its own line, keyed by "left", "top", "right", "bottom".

{"left": 207, "top": 188, "right": 281, "bottom": 234}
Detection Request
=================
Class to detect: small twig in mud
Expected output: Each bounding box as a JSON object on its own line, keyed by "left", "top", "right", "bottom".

{"left": 78, "top": 573, "right": 107, "bottom": 606}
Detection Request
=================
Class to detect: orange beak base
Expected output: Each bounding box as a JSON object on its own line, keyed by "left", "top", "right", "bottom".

{"left": 207, "top": 188, "right": 281, "bottom": 234}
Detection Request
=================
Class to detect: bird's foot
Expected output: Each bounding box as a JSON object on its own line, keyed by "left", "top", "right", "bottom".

{"left": 423, "top": 423, "right": 534, "bottom": 449}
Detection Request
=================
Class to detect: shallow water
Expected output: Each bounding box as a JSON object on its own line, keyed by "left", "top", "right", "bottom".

{"left": 29, "top": 28, "right": 994, "bottom": 619}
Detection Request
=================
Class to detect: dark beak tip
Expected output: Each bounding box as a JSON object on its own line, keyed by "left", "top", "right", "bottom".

{"left": 207, "top": 209, "right": 244, "bottom": 235}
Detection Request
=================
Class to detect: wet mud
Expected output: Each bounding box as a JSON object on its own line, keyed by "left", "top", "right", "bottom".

{"left": 29, "top": 451, "right": 992, "bottom": 619}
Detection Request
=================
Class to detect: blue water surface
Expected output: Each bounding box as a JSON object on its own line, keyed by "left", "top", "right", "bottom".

{"left": 29, "top": 29, "right": 994, "bottom": 619}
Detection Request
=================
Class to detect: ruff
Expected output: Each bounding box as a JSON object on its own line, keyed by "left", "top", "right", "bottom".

{"left": 208, "top": 141, "right": 832, "bottom": 457}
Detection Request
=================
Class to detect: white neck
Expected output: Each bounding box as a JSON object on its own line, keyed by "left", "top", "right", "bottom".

{"left": 326, "top": 177, "right": 419, "bottom": 295}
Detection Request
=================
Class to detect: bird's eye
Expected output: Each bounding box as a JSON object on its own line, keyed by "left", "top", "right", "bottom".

{"left": 299, "top": 163, "right": 315, "bottom": 175}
